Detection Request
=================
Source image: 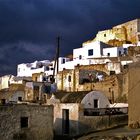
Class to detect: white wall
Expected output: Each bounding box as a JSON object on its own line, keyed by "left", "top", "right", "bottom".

{"left": 73, "top": 41, "right": 104, "bottom": 60}
{"left": 17, "top": 60, "right": 54, "bottom": 77}
{"left": 9, "top": 91, "right": 25, "bottom": 102}
{"left": 81, "top": 91, "right": 110, "bottom": 109}
{"left": 103, "top": 47, "right": 123, "bottom": 57}
{"left": 0, "top": 75, "right": 12, "bottom": 90}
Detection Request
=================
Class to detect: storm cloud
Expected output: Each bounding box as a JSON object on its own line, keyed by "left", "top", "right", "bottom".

{"left": 0, "top": 0, "right": 140, "bottom": 75}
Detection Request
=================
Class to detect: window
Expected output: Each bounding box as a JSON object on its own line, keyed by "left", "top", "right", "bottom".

{"left": 79, "top": 55, "right": 82, "bottom": 60}
{"left": 18, "top": 97, "right": 22, "bottom": 101}
{"left": 119, "top": 51, "right": 122, "bottom": 56}
{"left": 62, "top": 59, "right": 65, "bottom": 64}
{"left": 88, "top": 49, "right": 93, "bottom": 56}
{"left": 123, "top": 48, "right": 127, "bottom": 55}
{"left": 34, "top": 86, "right": 39, "bottom": 93}
{"left": 107, "top": 53, "right": 110, "bottom": 57}
{"left": 45, "top": 66, "right": 49, "bottom": 71}
{"left": 1, "top": 99, "right": 6, "bottom": 105}
{"left": 104, "top": 34, "right": 106, "bottom": 37}
{"left": 20, "top": 117, "right": 28, "bottom": 128}
{"left": 68, "top": 75, "right": 71, "bottom": 82}
{"left": 18, "top": 68, "right": 20, "bottom": 72}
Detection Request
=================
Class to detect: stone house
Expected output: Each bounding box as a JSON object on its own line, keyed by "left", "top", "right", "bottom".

{"left": 0, "top": 104, "right": 53, "bottom": 140}
{"left": 57, "top": 64, "right": 128, "bottom": 103}
{"left": 0, "top": 84, "right": 25, "bottom": 104}
{"left": 47, "top": 91, "right": 127, "bottom": 137}
{"left": 85, "top": 19, "right": 140, "bottom": 46}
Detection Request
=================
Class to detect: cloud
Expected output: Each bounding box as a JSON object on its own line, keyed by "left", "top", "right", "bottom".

{"left": 0, "top": 0, "right": 140, "bottom": 75}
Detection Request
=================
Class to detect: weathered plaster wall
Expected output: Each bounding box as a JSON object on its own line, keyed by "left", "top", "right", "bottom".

{"left": 53, "top": 103, "right": 128, "bottom": 137}
{"left": 57, "top": 69, "right": 75, "bottom": 92}
{"left": 0, "top": 104, "right": 54, "bottom": 140}
{"left": 54, "top": 103, "right": 81, "bottom": 136}
{"left": 128, "top": 62, "right": 140, "bottom": 128}
{"left": 0, "top": 75, "right": 11, "bottom": 90}
{"left": 78, "top": 75, "right": 120, "bottom": 102}
{"left": 9, "top": 91, "right": 25, "bottom": 102}
{"left": 81, "top": 91, "right": 110, "bottom": 108}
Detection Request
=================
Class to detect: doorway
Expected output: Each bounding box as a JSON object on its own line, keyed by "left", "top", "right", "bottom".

{"left": 62, "top": 109, "right": 69, "bottom": 135}
{"left": 94, "top": 99, "right": 98, "bottom": 108}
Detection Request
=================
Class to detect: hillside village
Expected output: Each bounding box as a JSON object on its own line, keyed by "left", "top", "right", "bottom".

{"left": 1, "top": 19, "right": 140, "bottom": 139}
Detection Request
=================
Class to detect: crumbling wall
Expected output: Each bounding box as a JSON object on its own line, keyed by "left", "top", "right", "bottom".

{"left": 54, "top": 103, "right": 81, "bottom": 136}
{"left": 84, "top": 19, "right": 139, "bottom": 46}
{"left": 128, "top": 62, "right": 140, "bottom": 128}
{"left": 0, "top": 104, "right": 54, "bottom": 140}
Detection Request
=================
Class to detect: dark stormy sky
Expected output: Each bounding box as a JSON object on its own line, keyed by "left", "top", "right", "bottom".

{"left": 0, "top": 0, "right": 140, "bottom": 76}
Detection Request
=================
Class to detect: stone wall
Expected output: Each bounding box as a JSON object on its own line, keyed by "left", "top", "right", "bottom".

{"left": 79, "top": 114, "right": 128, "bottom": 135}
{"left": 0, "top": 104, "right": 54, "bottom": 140}
{"left": 84, "top": 19, "right": 140, "bottom": 46}
{"left": 114, "top": 19, "right": 138, "bottom": 43}
{"left": 128, "top": 62, "right": 140, "bottom": 128}
{"left": 57, "top": 64, "right": 109, "bottom": 92}
{"left": 57, "top": 65, "right": 128, "bottom": 103}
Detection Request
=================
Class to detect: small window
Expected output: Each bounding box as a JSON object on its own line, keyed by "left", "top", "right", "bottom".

{"left": 62, "top": 59, "right": 65, "bottom": 64}
{"left": 18, "top": 97, "right": 22, "bottom": 101}
{"left": 88, "top": 49, "right": 93, "bottom": 56}
{"left": 119, "top": 51, "right": 122, "bottom": 56}
{"left": 104, "top": 34, "right": 106, "bottom": 37}
{"left": 1, "top": 99, "right": 6, "bottom": 105}
{"left": 79, "top": 55, "right": 82, "bottom": 60}
{"left": 18, "top": 68, "right": 20, "bottom": 72}
{"left": 20, "top": 117, "right": 28, "bottom": 128}
{"left": 107, "top": 53, "right": 110, "bottom": 57}
{"left": 124, "top": 48, "right": 127, "bottom": 55}
{"left": 68, "top": 75, "right": 71, "bottom": 82}
{"left": 45, "top": 66, "right": 49, "bottom": 71}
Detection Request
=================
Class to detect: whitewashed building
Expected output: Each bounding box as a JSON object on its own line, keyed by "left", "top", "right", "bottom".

{"left": 17, "top": 60, "right": 53, "bottom": 77}
{"left": 16, "top": 41, "right": 136, "bottom": 80}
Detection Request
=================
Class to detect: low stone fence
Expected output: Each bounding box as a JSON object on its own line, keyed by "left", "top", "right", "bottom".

{"left": 78, "top": 114, "right": 128, "bottom": 136}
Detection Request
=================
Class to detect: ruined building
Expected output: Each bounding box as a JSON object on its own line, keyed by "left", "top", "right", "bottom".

{"left": 57, "top": 64, "right": 128, "bottom": 103}
{"left": 84, "top": 19, "right": 140, "bottom": 46}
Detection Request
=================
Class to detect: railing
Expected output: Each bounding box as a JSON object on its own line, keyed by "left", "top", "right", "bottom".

{"left": 84, "top": 107, "right": 128, "bottom": 116}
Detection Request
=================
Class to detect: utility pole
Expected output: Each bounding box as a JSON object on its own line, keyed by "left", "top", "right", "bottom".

{"left": 52, "top": 36, "right": 60, "bottom": 83}
{"left": 56, "top": 36, "right": 60, "bottom": 73}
